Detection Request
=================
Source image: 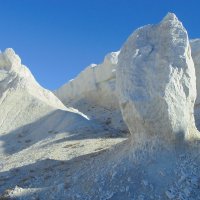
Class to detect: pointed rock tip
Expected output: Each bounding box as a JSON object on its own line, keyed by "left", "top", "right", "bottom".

{"left": 162, "top": 12, "right": 178, "bottom": 22}
{"left": 4, "top": 48, "right": 16, "bottom": 56}
{"left": 2, "top": 48, "right": 21, "bottom": 68}
{"left": 104, "top": 51, "right": 120, "bottom": 65}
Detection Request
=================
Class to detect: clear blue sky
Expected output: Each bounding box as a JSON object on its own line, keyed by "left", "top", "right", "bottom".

{"left": 0, "top": 0, "right": 199, "bottom": 90}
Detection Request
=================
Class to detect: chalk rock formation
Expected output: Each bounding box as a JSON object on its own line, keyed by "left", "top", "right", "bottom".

{"left": 55, "top": 52, "right": 119, "bottom": 109}
{"left": 190, "top": 39, "right": 200, "bottom": 104}
{"left": 190, "top": 39, "right": 200, "bottom": 129}
{"left": 116, "top": 13, "right": 197, "bottom": 141}
{"left": 55, "top": 52, "right": 128, "bottom": 132}
{"left": 0, "top": 48, "right": 90, "bottom": 134}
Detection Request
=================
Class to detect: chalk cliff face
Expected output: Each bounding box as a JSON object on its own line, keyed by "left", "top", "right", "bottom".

{"left": 55, "top": 51, "right": 128, "bottom": 132}
{"left": 0, "top": 48, "right": 90, "bottom": 134}
{"left": 55, "top": 51, "right": 119, "bottom": 109}
{"left": 190, "top": 39, "right": 200, "bottom": 129}
{"left": 116, "top": 13, "right": 197, "bottom": 141}
{"left": 191, "top": 39, "right": 200, "bottom": 105}
{"left": 54, "top": 36, "right": 200, "bottom": 134}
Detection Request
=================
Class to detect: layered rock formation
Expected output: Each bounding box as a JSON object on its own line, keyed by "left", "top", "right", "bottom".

{"left": 116, "top": 13, "right": 197, "bottom": 142}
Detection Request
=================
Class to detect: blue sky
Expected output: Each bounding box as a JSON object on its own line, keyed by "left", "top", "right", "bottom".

{"left": 0, "top": 0, "right": 199, "bottom": 90}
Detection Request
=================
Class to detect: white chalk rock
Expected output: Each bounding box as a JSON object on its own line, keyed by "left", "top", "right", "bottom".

{"left": 55, "top": 51, "right": 119, "bottom": 109}
{"left": 190, "top": 39, "right": 200, "bottom": 105}
{"left": 55, "top": 51, "right": 128, "bottom": 132}
{"left": 190, "top": 39, "right": 200, "bottom": 129}
{"left": 116, "top": 13, "right": 197, "bottom": 141}
{"left": 0, "top": 48, "right": 89, "bottom": 134}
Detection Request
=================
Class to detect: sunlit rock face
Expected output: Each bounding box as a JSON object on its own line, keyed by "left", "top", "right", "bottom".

{"left": 116, "top": 13, "right": 197, "bottom": 142}
{"left": 0, "top": 48, "right": 88, "bottom": 134}
{"left": 55, "top": 51, "right": 119, "bottom": 110}
{"left": 190, "top": 39, "right": 200, "bottom": 130}
{"left": 54, "top": 51, "right": 128, "bottom": 132}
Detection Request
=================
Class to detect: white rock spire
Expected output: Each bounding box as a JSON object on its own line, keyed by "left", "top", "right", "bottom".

{"left": 116, "top": 13, "right": 197, "bottom": 142}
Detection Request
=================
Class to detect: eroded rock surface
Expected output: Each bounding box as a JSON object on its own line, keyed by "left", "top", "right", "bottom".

{"left": 116, "top": 13, "right": 197, "bottom": 142}
{"left": 190, "top": 39, "right": 200, "bottom": 129}
{"left": 55, "top": 51, "right": 128, "bottom": 133}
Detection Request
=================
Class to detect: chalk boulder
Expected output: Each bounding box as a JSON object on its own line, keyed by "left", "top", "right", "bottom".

{"left": 116, "top": 13, "right": 197, "bottom": 141}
